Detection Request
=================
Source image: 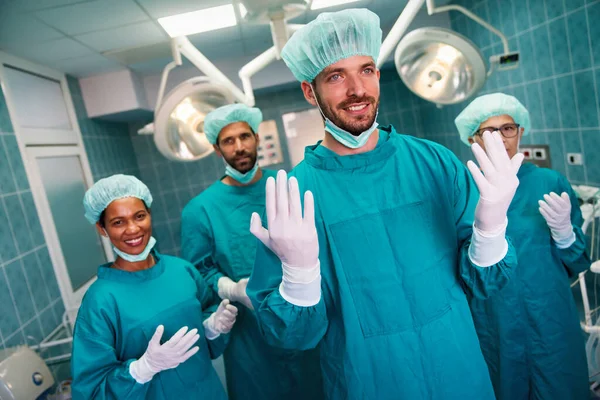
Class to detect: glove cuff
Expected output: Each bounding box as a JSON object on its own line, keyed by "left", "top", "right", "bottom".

{"left": 129, "top": 357, "right": 156, "bottom": 384}
{"left": 551, "top": 226, "right": 576, "bottom": 249}
{"left": 280, "top": 261, "right": 321, "bottom": 307}
{"left": 468, "top": 224, "right": 509, "bottom": 267}
{"left": 217, "top": 276, "right": 235, "bottom": 300}
{"left": 203, "top": 315, "right": 220, "bottom": 340}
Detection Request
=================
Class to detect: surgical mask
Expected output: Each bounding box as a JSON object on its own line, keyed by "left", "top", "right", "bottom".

{"left": 109, "top": 234, "right": 156, "bottom": 262}
{"left": 225, "top": 160, "right": 259, "bottom": 185}
{"left": 310, "top": 84, "right": 379, "bottom": 149}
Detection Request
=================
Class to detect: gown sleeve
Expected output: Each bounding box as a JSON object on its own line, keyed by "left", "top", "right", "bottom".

{"left": 181, "top": 204, "right": 224, "bottom": 294}
{"left": 554, "top": 174, "right": 591, "bottom": 276}
{"left": 446, "top": 150, "right": 518, "bottom": 299}
{"left": 71, "top": 311, "right": 150, "bottom": 399}
{"left": 246, "top": 219, "right": 328, "bottom": 351}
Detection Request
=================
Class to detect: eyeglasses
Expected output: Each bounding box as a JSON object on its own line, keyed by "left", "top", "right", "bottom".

{"left": 473, "top": 123, "right": 520, "bottom": 138}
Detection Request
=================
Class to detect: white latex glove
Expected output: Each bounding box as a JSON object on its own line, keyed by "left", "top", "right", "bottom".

{"left": 217, "top": 277, "right": 253, "bottom": 310}
{"left": 250, "top": 170, "right": 321, "bottom": 307}
{"left": 129, "top": 325, "right": 200, "bottom": 384}
{"left": 203, "top": 299, "right": 238, "bottom": 340}
{"left": 250, "top": 170, "right": 319, "bottom": 270}
{"left": 539, "top": 192, "right": 575, "bottom": 248}
{"left": 467, "top": 131, "right": 524, "bottom": 234}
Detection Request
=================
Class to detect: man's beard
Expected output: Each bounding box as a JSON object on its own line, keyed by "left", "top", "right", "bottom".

{"left": 224, "top": 150, "right": 257, "bottom": 173}
{"left": 315, "top": 90, "right": 379, "bottom": 136}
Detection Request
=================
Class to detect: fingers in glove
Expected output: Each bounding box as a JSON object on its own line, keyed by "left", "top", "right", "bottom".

{"left": 149, "top": 325, "right": 165, "bottom": 347}
{"left": 543, "top": 193, "right": 567, "bottom": 214}
{"left": 276, "top": 170, "right": 289, "bottom": 219}
{"left": 483, "top": 131, "right": 510, "bottom": 169}
{"left": 180, "top": 346, "right": 200, "bottom": 363}
{"left": 467, "top": 160, "right": 491, "bottom": 194}
{"left": 304, "top": 191, "right": 315, "bottom": 227}
{"left": 288, "top": 177, "right": 302, "bottom": 224}
{"left": 224, "top": 304, "right": 238, "bottom": 315}
{"left": 265, "top": 176, "right": 276, "bottom": 227}
{"left": 510, "top": 153, "right": 525, "bottom": 175}
{"left": 165, "top": 326, "right": 189, "bottom": 348}
{"left": 174, "top": 330, "right": 199, "bottom": 354}
{"left": 539, "top": 206, "right": 554, "bottom": 223}
{"left": 538, "top": 200, "right": 558, "bottom": 220}
{"left": 470, "top": 142, "right": 495, "bottom": 178}
{"left": 250, "top": 213, "right": 269, "bottom": 245}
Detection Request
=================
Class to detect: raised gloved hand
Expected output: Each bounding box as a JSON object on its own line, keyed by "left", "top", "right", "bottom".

{"left": 129, "top": 325, "right": 200, "bottom": 384}
{"left": 203, "top": 299, "right": 238, "bottom": 340}
{"left": 467, "top": 131, "right": 524, "bottom": 234}
{"left": 539, "top": 192, "right": 575, "bottom": 246}
{"left": 217, "top": 277, "right": 253, "bottom": 310}
{"left": 250, "top": 170, "right": 319, "bottom": 271}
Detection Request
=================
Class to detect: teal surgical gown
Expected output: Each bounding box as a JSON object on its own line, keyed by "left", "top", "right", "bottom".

{"left": 71, "top": 252, "right": 227, "bottom": 400}
{"left": 247, "top": 125, "right": 518, "bottom": 399}
{"left": 468, "top": 162, "right": 590, "bottom": 400}
{"left": 181, "top": 170, "right": 324, "bottom": 400}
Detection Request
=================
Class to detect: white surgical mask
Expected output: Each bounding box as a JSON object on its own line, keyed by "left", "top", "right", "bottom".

{"left": 104, "top": 228, "right": 156, "bottom": 262}
{"left": 224, "top": 160, "right": 259, "bottom": 184}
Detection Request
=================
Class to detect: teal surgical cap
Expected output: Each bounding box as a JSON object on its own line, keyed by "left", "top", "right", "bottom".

{"left": 204, "top": 103, "right": 263, "bottom": 145}
{"left": 455, "top": 92, "right": 531, "bottom": 145}
{"left": 281, "top": 8, "right": 382, "bottom": 83}
{"left": 83, "top": 174, "right": 153, "bottom": 224}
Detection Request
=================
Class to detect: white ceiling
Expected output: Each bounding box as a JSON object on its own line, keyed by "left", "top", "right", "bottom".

{"left": 0, "top": 0, "right": 451, "bottom": 83}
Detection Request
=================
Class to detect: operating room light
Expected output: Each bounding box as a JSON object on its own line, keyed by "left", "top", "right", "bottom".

{"left": 153, "top": 77, "right": 235, "bottom": 161}
{"left": 239, "top": 3, "right": 248, "bottom": 19}
{"left": 394, "top": 27, "right": 486, "bottom": 106}
{"left": 158, "top": 4, "right": 238, "bottom": 38}
{"left": 310, "top": 0, "right": 362, "bottom": 10}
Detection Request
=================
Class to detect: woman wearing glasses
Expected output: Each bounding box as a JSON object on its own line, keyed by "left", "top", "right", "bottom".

{"left": 454, "top": 93, "right": 591, "bottom": 400}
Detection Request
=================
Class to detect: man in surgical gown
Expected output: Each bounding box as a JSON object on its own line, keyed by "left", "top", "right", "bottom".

{"left": 455, "top": 93, "right": 591, "bottom": 400}
{"left": 181, "top": 104, "right": 323, "bottom": 399}
{"left": 246, "top": 9, "right": 523, "bottom": 400}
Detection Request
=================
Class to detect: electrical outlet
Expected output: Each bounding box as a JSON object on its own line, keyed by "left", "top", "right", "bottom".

{"left": 567, "top": 153, "right": 583, "bottom": 165}
{"left": 522, "top": 149, "right": 532, "bottom": 160}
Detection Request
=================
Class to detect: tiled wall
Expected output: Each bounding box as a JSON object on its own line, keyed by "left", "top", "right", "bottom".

{"left": 419, "top": 0, "right": 600, "bottom": 186}
{"left": 0, "top": 85, "right": 66, "bottom": 359}
{"left": 68, "top": 77, "right": 140, "bottom": 181}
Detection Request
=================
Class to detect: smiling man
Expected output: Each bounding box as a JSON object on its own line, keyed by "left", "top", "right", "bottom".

{"left": 247, "top": 8, "right": 524, "bottom": 399}
{"left": 180, "top": 104, "right": 323, "bottom": 400}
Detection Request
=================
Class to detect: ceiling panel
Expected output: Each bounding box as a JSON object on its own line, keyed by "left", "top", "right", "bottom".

{"left": 0, "top": 14, "right": 64, "bottom": 48}
{"left": 135, "top": 0, "right": 233, "bottom": 19}
{"left": 35, "top": 0, "right": 149, "bottom": 35}
{"left": 3, "top": 37, "right": 95, "bottom": 65}
{"left": 7, "top": 0, "right": 96, "bottom": 13}
{"left": 76, "top": 21, "right": 167, "bottom": 52}
{"left": 48, "top": 54, "right": 125, "bottom": 77}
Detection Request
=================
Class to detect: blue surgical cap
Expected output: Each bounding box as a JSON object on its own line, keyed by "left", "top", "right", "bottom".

{"left": 204, "top": 103, "right": 263, "bottom": 145}
{"left": 281, "top": 8, "right": 382, "bottom": 83}
{"left": 83, "top": 174, "right": 153, "bottom": 224}
{"left": 455, "top": 93, "right": 531, "bottom": 145}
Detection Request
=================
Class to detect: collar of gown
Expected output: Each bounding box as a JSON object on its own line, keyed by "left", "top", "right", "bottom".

{"left": 97, "top": 251, "right": 165, "bottom": 282}
{"left": 304, "top": 125, "right": 397, "bottom": 171}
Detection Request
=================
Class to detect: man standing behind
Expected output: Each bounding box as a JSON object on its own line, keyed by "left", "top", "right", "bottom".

{"left": 181, "top": 104, "right": 323, "bottom": 400}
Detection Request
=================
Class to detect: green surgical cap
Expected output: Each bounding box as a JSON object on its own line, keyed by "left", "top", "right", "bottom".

{"left": 204, "top": 103, "right": 263, "bottom": 145}
{"left": 455, "top": 93, "right": 531, "bottom": 145}
{"left": 83, "top": 174, "right": 153, "bottom": 224}
{"left": 281, "top": 8, "right": 382, "bottom": 82}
